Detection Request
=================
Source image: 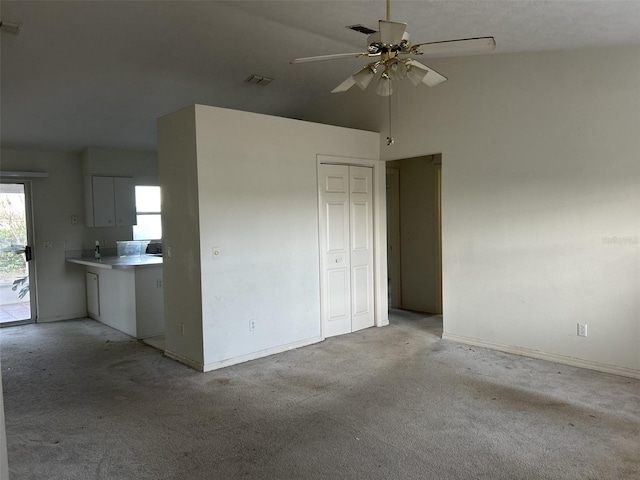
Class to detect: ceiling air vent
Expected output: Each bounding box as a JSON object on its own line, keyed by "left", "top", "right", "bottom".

{"left": 0, "top": 20, "right": 21, "bottom": 35}
{"left": 245, "top": 74, "right": 273, "bottom": 86}
{"left": 346, "top": 24, "right": 377, "bottom": 35}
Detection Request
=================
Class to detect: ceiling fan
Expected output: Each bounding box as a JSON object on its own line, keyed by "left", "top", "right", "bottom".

{"left": 291, "top": 0, "right": 496, "bottom": 97}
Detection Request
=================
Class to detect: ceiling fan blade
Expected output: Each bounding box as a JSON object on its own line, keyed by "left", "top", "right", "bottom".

{"left": 378, "top": 20, "right": 407, "bottom": 46}
{"left": 291, "top": 53, "right": 367, "bottom": 64}
{"left": 413, "top": 37, "right": 496, "bottom": 56}
{"left": 408, "top": 60, "right": 448, "bottom": 87}
{"left": 331, "top": 76, "right": 357, "bottom": 94}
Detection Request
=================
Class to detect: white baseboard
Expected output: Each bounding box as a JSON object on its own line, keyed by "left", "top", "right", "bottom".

{"left": 164, "top": 336, "right": 325, "bottom": 373}
{"left": 442, "top": 333, "right": 640, "bottom": 380}
{"left": 36, "top": 313, "right": 89, "bottom": 323}
{"left": 376, "top": 318, "right": 390, "bottom": 327}
{"left": 164, "top": 350, "right": 205, "bottom": 371}
{"left": 202, "top": 336, "right": 324, "bottom": 372}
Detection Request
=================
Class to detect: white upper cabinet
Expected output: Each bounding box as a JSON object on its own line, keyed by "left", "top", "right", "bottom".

{"left": 86, "top": 175, "right": 136, "bottom": 227}
{"left": 113, "top": 177, "right": 136, "bottom": 226}
{"left": 91, "top": 176, "right": 116, "bottom": 227}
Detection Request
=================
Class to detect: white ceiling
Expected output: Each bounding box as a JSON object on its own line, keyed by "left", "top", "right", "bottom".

{"left": 2, "top": 0, "right": 639, "bottom": 152}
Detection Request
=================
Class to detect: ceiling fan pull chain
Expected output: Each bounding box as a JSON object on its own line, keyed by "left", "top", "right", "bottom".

{"left": 387, "top": 85, "right": 394, "bottom": 146}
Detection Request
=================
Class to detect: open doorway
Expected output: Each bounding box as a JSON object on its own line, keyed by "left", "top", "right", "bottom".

{"left": 386, "top": 154, "right": 442, "bottom": 314}
{"left": 0, "top": 182, "right": 36, "bottom": 325}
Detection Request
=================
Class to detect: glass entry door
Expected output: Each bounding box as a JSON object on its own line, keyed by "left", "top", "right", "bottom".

{"left": 0, "top": 183, "right": 34, "bottom": 324}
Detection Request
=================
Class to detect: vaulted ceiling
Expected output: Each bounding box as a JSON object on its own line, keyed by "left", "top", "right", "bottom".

{"left": 2, "top": 1, "right": 639, "bottom": 151}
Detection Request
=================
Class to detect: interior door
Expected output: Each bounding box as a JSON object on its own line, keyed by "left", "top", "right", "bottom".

{"left": 319, "top": 164, "right": 352, "bottom": 337}
{"left": 349, "top": 166, "right": 374, "bottom": 331}
{"left": 0, "top": 182, "right": 35, "bottom": 324}
{"left": 319, "top": 164, "right": 374, "bottom": 337}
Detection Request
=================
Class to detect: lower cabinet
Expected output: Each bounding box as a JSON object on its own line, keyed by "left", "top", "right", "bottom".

{"left": 86, "top": 272, "right": 100, "bottom": 317}
{"left": 86, "top": 265, "right": 164, "bottom": 339}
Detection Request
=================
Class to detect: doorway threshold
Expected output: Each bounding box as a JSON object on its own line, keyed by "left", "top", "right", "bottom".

{"left": 0, "top": 301, "right": 31, "bottom": 325}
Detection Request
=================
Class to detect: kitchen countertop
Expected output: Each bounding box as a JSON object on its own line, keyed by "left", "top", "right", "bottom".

{"left": 67, "top": 255, "right": 163, "bottom": 270}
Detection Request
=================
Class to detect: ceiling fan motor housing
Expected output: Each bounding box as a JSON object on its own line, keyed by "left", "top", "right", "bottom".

{"left": 367, "top": 31, "right": 411, "bottom": 55}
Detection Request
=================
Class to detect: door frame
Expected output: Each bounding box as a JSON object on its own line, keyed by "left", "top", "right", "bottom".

{"left": 435, "top": 164, "right": 443, "bottom": 314}
{"left": 386, "top": 167, "right": 402, "bottom": 308}
{"left": 317, "top": 155, "right": 388, "bottom": 339}
{"left": 0, "top": 179, "right": 38, "bottom": 325}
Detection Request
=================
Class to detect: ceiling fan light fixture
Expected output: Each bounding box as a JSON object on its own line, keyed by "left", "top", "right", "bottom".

{"left": 387, "top": 61, "right": 408, "bottom": 82}
{"left": 406, "top": 62, "right": 429, "bottom": 86}
{"left": 353, "top": 65, "right": 376, "bottom": 90}
{"left": 376, "top": 73, "right": 393, "bottom": 97}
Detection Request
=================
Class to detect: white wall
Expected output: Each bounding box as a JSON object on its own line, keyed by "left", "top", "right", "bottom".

{"left": 81, "top": 146, "right": 159, "bottom": 186}
{"left": 157, "top": 107, "right": 204, "bottom": 366}
{"left": 305, "top": 46, "right": 640, "bottom": 377}
{"left": 159, "top": 105, "right": 381, "bottom": 371}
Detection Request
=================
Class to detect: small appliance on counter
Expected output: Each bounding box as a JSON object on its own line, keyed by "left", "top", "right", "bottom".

{"left": 145, "top": 241, "right": 162, "bottom": 256}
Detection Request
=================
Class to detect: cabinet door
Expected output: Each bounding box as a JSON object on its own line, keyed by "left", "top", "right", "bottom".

{"left": 86, "top": 272, "right": 100, "bottom": 317}
{"left": 92, "top": 176, "right": 116, "bottom": 227}
{"left": 114, "top": 177, "right": 136, "bottom": 226}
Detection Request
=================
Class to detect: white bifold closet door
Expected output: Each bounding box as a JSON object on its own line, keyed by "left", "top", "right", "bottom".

{"left": 319, "top": 164, "right": 374, "bottom": 338}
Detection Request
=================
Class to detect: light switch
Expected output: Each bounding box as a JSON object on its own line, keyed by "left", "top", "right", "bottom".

{"left": 212, "top": 247, "right": 221, "bottom": 259}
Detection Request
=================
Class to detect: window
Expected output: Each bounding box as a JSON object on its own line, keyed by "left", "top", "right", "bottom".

{"left": 132, "top": 186, "right": 162, "bottom": 240}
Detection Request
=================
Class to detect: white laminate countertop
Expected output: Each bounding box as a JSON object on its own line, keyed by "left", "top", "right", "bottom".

{"left": 66, "top": 255, "right": 163, "bottom": 270}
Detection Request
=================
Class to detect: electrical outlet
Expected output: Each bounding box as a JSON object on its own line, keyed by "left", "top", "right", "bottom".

{"left": 63, "top": 240, "right": 69, "bottom": 249}
{"left": 101, "top": 239, "right": 107, "bottom": 247}
{"left": 577, "top": 323, "right": 588, "bottom": 337}
{"left": 156, "top": 279, "right": 163, "bottom": 289}
{"left": 249, "top": 320, "right": 256, "bottom": 332}
{"left": 43, "top": 241, "right": 53, "bottom": 249}
{"left": 180, "top": 323, "right": 185, "bottom": 336}
{"left": 71, "top": 215, "right": 78, "bottom": 225}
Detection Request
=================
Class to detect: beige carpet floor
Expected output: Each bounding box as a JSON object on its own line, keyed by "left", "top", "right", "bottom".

{"left": 1, "top": 309, "right": 638, "bottom": 479}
